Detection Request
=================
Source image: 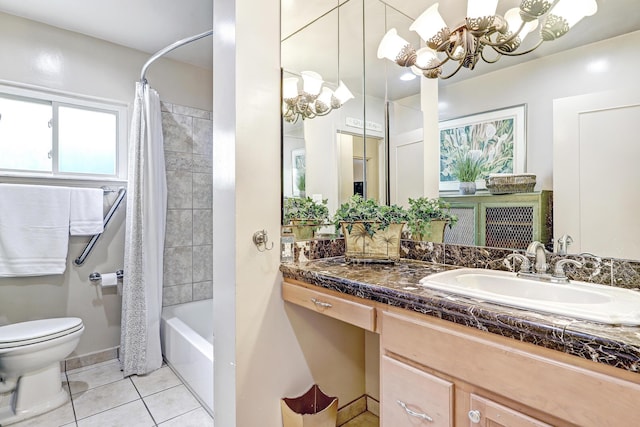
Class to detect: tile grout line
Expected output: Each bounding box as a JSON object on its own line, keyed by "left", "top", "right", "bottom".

{"left": 61, "top": 359, "right": 208, "bottom": 426}
{"left": 129, "top": 376, "right": 160, "bottom": 426}
{"left": 71, "top": 396, "right": 143, "bottom": 424}
{"left": 64, "top": 371, "right": 80, "bottom": 426}
{"left": 156, "top": 407, "right": 204, "bottom": 426}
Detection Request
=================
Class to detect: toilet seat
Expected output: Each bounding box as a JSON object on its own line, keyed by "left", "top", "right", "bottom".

{"left": 0, "top": 318, "right": 84, "bottom": 349}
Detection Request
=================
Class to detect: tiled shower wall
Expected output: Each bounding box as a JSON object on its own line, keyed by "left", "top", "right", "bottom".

{"left": 160, "top": 101, "right": 213, "bottom": 306}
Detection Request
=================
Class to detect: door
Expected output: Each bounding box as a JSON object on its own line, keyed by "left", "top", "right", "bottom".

{"left": 554, "top": 90, "right": 640, "bottom": 259}
{"left": 390, "top": 128, "right": 424, "bottom": 206}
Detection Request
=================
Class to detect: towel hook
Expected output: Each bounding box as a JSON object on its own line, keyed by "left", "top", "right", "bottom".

{"left": 253, "top": 230, "right": 274, "bottom": 252}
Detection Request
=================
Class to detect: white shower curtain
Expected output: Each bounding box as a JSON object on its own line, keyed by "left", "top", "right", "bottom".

{"left": 121, "top": 82, "right": 167, "bottom": 376}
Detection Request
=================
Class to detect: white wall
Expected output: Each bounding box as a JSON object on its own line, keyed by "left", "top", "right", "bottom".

{"left": 0, "top": 12, "right": 212, "bottom": 110}
{"left": 438, "top": 30, "right": 640, "bottom": 191}
{"left": 213, "top": 0, "right": 368, "bottom": 425}
{"left": 0, "top": 12, "right": 212, "bottom": 356}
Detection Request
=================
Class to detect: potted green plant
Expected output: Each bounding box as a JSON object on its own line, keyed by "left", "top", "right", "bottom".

{"left": 283, "top": 197, "right": 330, "bottom": 240}
{"left": 406, "top": 197, "right": 458, "bottom": 243}
{"left": 452, "top": 151, "right": 484, "bottom": 195}
{"left": 332, "top": 194, "right": 409, "bottom": 262}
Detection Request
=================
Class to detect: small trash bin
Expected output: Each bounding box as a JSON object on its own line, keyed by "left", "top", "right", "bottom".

{"left": 281, "top": 384, "right": 338, "bottom": 427}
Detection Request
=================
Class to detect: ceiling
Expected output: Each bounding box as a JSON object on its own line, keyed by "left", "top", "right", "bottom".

{"left": 282, "top": 0, "right": 640, "bottom": 100}
{"left": 0, "top": 0, "right": 213, "bottom": 70}
{"left": 0, "top": 0, "right": 637, "bottom": 95}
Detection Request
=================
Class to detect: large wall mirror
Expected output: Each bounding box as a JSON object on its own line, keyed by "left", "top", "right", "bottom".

{"left": 281, "top": 0, "right": 640, "bottom": 261}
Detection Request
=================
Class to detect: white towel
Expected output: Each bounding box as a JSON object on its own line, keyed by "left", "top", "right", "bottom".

{"left": 69, "top": 188, "right": 104, "bottom": 236}
{"left": 0, "top": 184, "right": 72, "bottom": 277}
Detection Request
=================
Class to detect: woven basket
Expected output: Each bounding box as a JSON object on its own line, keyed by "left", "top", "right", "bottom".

{"left": 485, "top": 174, "right": 536, "bottom": 194}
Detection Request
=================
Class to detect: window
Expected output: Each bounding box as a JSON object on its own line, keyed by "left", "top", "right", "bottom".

{"left": 0, "top": 83, "right": 127, "bottom": 180}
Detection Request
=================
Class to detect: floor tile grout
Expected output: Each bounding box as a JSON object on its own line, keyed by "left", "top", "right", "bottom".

{"left": 129, "top": 376, "right": 160, "bottom": 426}
{"left": 57, "top": 359, "right": 211, "bottom": 426}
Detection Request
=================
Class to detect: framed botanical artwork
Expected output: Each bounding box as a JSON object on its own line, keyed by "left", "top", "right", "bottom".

{"left": 291, "top": 148, "right": 306, "bottom": 197}
{"left": 439, "top": 104, "right": 526, "bottom": 192}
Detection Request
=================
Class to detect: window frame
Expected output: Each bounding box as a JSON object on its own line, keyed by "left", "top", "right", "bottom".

{"left": 0, "top": 81, "right": 128, "bottom": 182}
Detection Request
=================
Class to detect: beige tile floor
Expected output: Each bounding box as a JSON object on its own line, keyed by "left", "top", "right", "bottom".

{"left": 10, "top": 359, "right": 213, "bottom": 427}
{"left": 341, "top": 411, "right": 379, "bottom": 427}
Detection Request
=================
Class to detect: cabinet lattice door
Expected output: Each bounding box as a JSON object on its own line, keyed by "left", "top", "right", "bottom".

{"left": 442, "top": 191, "right": 552, "bottom": 250}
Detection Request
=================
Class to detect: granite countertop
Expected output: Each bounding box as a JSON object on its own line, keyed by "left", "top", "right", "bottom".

{"left": 280, "top": 257, "right": 640, "bottom": 374}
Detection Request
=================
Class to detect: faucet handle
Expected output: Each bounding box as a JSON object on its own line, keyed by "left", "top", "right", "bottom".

{"left": 556, "top": 234, "right": 573, "bottom": 255}
{"left": 553, "top": 259, "right": 583, "bottom": 278}
{"left": 505, "top": 253, "right": 531, "bottom": 273}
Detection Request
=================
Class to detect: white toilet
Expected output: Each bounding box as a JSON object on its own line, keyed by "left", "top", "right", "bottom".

{"left": 0, "top": 317, "right": 84, "bottom": 425}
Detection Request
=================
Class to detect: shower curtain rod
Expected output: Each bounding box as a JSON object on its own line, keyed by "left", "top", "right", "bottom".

{"left": 140, "top": 29, "right": 213, "bottom": 83}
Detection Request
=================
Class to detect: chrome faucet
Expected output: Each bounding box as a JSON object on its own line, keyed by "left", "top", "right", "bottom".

{"left": 526, "top": 241, "right": 548, "bottom": 274}
{"left": 556, "top": 234, "right": 573, "bottom": 255}
{"left": 510, "top": 241, "right": 584, "bottom": 284}
{"left": 504, "top": 253, "right": 531, "bottom": 273}
{"left": 552, "top": 259, "right": 583, "bottom": 280}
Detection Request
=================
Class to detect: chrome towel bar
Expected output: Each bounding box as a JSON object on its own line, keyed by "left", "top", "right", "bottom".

{"left": 74, "top": 187, "right": 127, "bottom": 266}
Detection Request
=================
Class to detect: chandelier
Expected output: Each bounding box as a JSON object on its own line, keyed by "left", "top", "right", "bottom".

{"left": 377, "top": 0, "right": 598, "bottom": 80}
{"left": 282, "top": 71, "right": 354, "bottom": 123}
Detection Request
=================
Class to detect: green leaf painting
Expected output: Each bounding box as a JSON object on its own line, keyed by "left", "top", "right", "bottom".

{"left": 440, "top": 116, "right": 515, "bottom": 183}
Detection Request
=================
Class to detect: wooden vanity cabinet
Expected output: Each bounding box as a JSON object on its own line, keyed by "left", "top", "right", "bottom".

{"left": 282, "top": 280, "right": 376, "bottom": 332}
{"left": 282, "top": 280, "right": 640, "bottom": 426}
{"left": 381, "top": 355, "right": 453, "bottom": 426}
{"left": 468, "top": 395, "right": 552, "bottom": 427}
{"left": 381, "top": 308, "right": 640, "bottom": 427}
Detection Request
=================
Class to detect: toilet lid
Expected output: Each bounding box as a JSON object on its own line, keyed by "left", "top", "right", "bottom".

{"left": 0, "top": 317, "right": 84, "bottom": 349}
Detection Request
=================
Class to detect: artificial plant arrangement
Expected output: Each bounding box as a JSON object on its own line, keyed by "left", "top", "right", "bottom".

{"left": 283, "top": 197, "right": 330, "bottom": 240}
{"left": 452, "top": 151, "right": 484, "bottom": 194}
{"left": 452, "top": 151, "right": 484, "bottom": 182}
{"left": 333, "top": 194, "right": 409, "bottom": 262}
{"left": 406, "top": 197, "right": 458, "bottom": 242}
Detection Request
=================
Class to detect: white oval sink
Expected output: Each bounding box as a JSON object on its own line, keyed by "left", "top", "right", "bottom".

{"left": 419, "top": 268, "right": 640, "bottom": 325}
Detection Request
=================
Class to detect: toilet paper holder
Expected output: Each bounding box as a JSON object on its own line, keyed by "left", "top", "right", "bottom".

{"left": 89, "top": 270, "right": 124, "bottom": 282}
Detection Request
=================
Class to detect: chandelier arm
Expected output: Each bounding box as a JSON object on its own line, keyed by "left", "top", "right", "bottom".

{"left": 284, "top": 111, "right": 299, "bottom": 124}
{"left": 315, "top": 109, "right": 333, "bottom": 117}
{"left": 439, "top": 60, "right": 466, "bottom": 80}
{"left": 480, "top": 21, "right": 526, "bottom": 48}
{"left": 492, "top": 38, "right": 544, "bottom": 56}
{"left": 480, "top": 48, "right": 503, "bottom": 64}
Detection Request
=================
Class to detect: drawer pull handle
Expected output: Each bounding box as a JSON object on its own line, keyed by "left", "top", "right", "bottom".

{"left": 397, "top": 400, "right": 433, "bottom": 422}
{"left": 310, "top": 298, "right": 332, "bottom": 308}
{"left": 468, "top": 409, "right": 481, "bottom": 424}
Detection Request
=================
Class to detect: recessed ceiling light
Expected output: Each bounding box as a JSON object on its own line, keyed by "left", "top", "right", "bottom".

{"left": 587, "top": 59, "right": 609, "bottom": 73}
{"left": 400, "top": 72, "right": 416, "bottom": 81}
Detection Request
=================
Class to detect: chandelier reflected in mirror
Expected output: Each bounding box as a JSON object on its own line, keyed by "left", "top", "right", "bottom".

{"left": 282, "top": 71, "right": 354, "bottom": 123}
{"left": 377, "top": 0, "right": 598, "bottom": 80}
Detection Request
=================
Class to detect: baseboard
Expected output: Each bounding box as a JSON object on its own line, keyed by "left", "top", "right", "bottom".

{"left": 64, "top": 346, "right": 119, "bottom": 371}
{"left": 366, "top": 395, "right": 380, "bottom": 417}
{"left": 337, "top": 394, "right": 379, "bottom": 426}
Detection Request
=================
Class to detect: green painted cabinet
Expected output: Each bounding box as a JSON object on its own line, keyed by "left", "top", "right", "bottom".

{"left": 442, "top": 191, "right": 553, "bottom": 250}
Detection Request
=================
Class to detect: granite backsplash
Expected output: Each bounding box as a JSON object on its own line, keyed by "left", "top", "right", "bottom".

{"left": 289, "top": 238, "right": 640, "bottom": 290}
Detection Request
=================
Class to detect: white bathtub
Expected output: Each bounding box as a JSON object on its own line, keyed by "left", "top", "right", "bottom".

{"left": 160, "top": 299, "right": 213, "bottom": 415}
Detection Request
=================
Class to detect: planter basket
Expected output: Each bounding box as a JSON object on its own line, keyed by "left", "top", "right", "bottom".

{"left": 341, "top": 221, "right": 404, "bottom": 262}
{"left": 485, "top": 174, "right": 536, "bottom": 194}
{"left": 281, "top": 384, "right": 338, "bottom": 427}
{"left": 290, "top": 219, "right": 322, "bottom": 241}
{"left": 411, "top": 219, "right": 448, "bottom": 243}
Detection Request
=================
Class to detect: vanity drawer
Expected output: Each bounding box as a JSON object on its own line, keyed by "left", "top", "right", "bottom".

{"left": 469, "top": 394, "right": 552, "bottom": 427}
{"left": 381, "top": 355, "right": 453, "bottom": 426}
{"left": 282, "top": 281, "right": 376, "bottom": 331}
